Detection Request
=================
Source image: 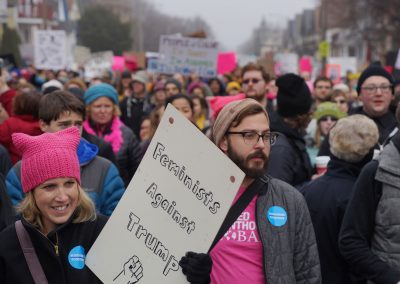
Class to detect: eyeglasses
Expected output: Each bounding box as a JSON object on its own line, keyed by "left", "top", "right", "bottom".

{"left": 361, "top": 84, "right": 392, "bottom": 94}
{"left": 319, "top": 116, "right": 338, "bottom": 122}
{"left": 226, "top": 131, "right": 278, "bottom": 146}
{"left": 243, "top": 78, "right": 262, "bottom": 85}
{"left": 316, "top": 85, "right": 331, "bottom": 90}
{"left": 334, "top": 99, "right": 347, "bottom": 104}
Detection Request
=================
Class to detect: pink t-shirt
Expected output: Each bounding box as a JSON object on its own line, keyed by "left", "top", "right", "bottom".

{"left": 210, "top": 186, "right": 264, "bottom": 284}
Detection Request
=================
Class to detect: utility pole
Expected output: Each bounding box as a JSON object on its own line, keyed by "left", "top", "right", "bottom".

{"left": 319, "top": 0, "right": 328, "bottom": 76}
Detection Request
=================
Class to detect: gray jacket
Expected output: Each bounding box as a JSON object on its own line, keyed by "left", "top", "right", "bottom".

{"left": 256, "top": 176, "right": 321, "bottom": 283}
{"left": 372, "top": 141, "right": 400, "bottom": 273}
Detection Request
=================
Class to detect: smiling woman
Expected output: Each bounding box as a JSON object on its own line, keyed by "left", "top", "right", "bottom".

{"left": 0, "top": 127, "right": 107, "bottom": 283}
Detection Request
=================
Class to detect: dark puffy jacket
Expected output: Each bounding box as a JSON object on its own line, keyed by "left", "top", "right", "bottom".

{"left": 120, "top": 96, "right": 154, "bottom": 139}
{"left": 6, "top": 139, "right": 125, "bottom": 216}
{"left": 118, "top": 123, "right": 142, "bottom": 186}
{"left": 339, "top": 133, "right": 400, "bottom": 284}
{"left": 0, "top": 174, "right": 14, "bottom": 232}
{"left": 267, "top": 112, "right": 313, "bottom": 187}
{"left": 301, "top": 156, "right": 370, "bottom": 284}
{"left": 0, "top": 215, "right": 107, "bottom": 283}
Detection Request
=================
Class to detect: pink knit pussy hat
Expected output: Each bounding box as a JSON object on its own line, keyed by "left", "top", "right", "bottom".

{"left": 12, "top": 127, "right": 81, "bottom": 193}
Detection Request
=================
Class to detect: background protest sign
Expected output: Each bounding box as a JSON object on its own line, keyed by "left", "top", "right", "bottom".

{"left": 86, "top": 105, "right": 245, "bottom": 283}
{"left": 157, "top": 34, "right": 219, "bottom": 77}
{"left": 327, "top": 56, "right": 357, "bottom": 76}
{"left": 83, "top": 51, "right": 113, "bottom": 81}
{"left": 274, "top": 52, "right": 298, "bottom": 75}
{"left": 33, "top": 30, "right": 67, "bottom": 70}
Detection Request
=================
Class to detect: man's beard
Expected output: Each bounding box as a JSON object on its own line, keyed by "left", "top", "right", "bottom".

{"left": 245, "top": 90, "right": 265, "bottom": 103}
{"left": 227, "top": 144, "right": 268, "bottom": 179}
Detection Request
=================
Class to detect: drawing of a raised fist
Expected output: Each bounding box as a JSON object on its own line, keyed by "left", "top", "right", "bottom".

{"left": 113, "top": 255, "right": 143, "bottom": 284}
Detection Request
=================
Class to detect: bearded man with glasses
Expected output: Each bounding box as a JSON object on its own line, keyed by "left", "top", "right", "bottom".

{"left": 179, "top": 98, "right": 321, "bottom": 284}
{"left": 241, "top": 63, "right": 270, "bottom": 110}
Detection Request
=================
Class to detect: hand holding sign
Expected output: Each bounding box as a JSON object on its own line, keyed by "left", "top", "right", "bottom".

{"left": 179, "top": 252, "right": 212, "bottom": 284}
{"left": 113, "top": 255, "right": 143, "bottom": 284}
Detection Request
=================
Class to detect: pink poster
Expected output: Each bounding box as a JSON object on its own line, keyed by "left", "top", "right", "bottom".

{"left": 217, "top": 52, "right": 237, "bottom": 74}
{"left": 112, "top": 56, "right": 125, "bottom": 71}
{"left": 299, "top": 56, "right": 312, "bottom": 73}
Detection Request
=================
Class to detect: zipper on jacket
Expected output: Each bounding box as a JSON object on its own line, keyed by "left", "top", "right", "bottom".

{"left": 54, "top": 233, "right": 59, "bottom": 256}
{"left": 256, "top": 175, "right": 270, "bottom": 280}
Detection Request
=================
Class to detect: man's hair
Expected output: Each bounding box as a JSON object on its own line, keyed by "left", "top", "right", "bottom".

{"left": 230, "top": 103, "right": 267, "bottom": 129}
{"left": 39, "top": 90, "right": 85, "bottom": 124}
{"left": 313, "top": 76, "right": 333, "bottom": 88}
{"left": 13, "top": 90, "right": 42, "bottom": 119}
{"left": 241, "top": 62, "right": 270, "bottom": 83}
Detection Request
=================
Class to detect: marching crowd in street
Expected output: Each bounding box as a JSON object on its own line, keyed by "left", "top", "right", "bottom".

{"left": 0, "top": 59, "right": 399, "bottom": 283}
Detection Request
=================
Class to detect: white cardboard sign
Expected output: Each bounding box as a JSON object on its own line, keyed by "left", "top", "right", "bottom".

{"left": 157, "top": 35, "right": 219, "bottom": 77}
{"left": 84, "top": 51, "right": 114, "bottom": 81}
{"left": 86, "top": 105, "right": 245, "bottom": 283}
{"left": 33, "top": 30, "right": 67, "bottom": 70}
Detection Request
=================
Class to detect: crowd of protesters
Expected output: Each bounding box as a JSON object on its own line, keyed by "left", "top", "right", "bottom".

{"left": 0, "top": 59, "right": 399, "bottom": 283}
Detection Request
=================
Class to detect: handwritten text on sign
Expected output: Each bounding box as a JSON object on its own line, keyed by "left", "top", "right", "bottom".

{"left": 86, "top": 105, "right": 244, "bottom": 283}
{"left": 158, "top": 35, "right": 219, "bottom": 77}
{"left": 33, "top": 30, "right": 67, "bottom": 70}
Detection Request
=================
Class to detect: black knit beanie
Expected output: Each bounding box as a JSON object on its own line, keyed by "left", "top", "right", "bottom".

{"left": 276, "top": 73, "right": 312, "bottom": 117}
{"left": 356, "top": 65, "right": 394, "bottom": 94}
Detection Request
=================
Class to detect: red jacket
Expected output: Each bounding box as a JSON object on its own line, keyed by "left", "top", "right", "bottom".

{"left": 0, "top": 89, "right": 17, "bottom": 116}
{"left": 0, "top": 115, "right": 42, "bottom": 164}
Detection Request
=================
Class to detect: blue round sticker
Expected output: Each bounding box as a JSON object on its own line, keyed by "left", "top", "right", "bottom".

{"left": 68, "top": 246, "right": 86, "bottom": 269}
{"left": 267, "top": 206, "right": 287, "bottom": 227}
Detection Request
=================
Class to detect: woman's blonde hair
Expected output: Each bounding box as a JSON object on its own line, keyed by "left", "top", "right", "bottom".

{"left": 17, "top": 185, "right": 96, "bottom": 232}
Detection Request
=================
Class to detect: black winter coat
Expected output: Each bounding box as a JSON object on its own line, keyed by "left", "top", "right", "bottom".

{"left": 301, "top": 156, "right": 369, "bottom": 284}
{"left": 0, "top": 214, "right": 107, "bottom": 283}
{"left": 267, "top": 112, "right": 313, "bottom": 187}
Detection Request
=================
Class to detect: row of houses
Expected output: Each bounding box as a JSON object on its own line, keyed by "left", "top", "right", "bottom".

{"left": 281, "top": 3, "right": 399, "bottom": 70}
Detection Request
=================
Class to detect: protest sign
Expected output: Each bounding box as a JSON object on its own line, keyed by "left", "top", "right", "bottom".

{"left": 299, "top": 56, "right": 312, "bottom": 74}
{"left": 73, "top": 45, "right": 91, "bottom": 66}
{"left": 86, "top": 105, "right": 245, "bottom": 283}
{"left": 33, "top": 30, "right": 67, "bottom": 70}
{"left": 157, "top": 35, "right": 219, "bottom": 77}
{"left": 112, "top": 56, "right": 125, "bottom": 71}
{"left": 325, "top": 64, "right": 341, "bottom": 84}
{"left": 217, "top": 52, "right": 237, "bottom": 75}
{"left": 274, "top": 53, "right": 298, "bottom": 75}
{"left": 327, "top": 56, "right": 357, "bottom": 76}
{"left": 84, "top": 51, "right": 113, "bottom": 81}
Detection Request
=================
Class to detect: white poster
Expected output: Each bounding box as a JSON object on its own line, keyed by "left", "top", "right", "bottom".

{"left": 73, "top": 45, "right": 91, "bottom": 66}
{"left": 328, "top": 57, "right": 357, "bottom": 76}
{"left": 86, "top": 105, "right": 245, "bottom": 283}
{"left": 274, "top": 53, "right": 299, "bottom": 75}
{"left": 33, "top": 30, "right": 67, "bottom": 70}
{"left": 84, "top": 51, "right": 113, "bottom": 81}
{"left": 157, "top": 35, "right": 219, "bottom": 77}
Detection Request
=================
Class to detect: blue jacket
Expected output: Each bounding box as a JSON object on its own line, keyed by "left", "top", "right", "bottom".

{"left": 6, "top": 139, "right": 125, "bottom": 216}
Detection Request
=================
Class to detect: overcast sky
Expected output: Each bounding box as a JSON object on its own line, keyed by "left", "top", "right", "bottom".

{"left": 152, "top": 0, "right": 317, "bottom": 51}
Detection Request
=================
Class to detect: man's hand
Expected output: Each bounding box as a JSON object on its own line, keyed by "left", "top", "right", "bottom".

{"left": 179, "top": 252, "right": 212, "bottom": 284}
